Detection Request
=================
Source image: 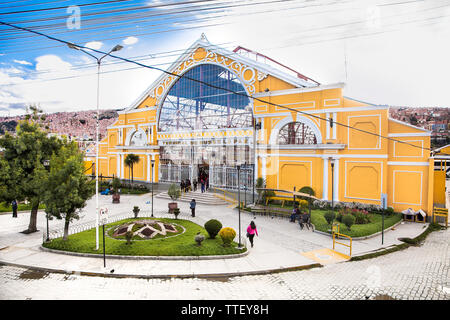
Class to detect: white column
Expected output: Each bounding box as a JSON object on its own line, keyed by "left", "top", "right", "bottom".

{"left": 332, "top": 112, "right": 337, "bottom": 140}
{"left": 326, "top": 112, "right": 330, "bottom": 140}
{"left": 116, "top": 154, "right": 121, "bottom": 178}
{"left": 261, "top": 156, "right": 266, "bottom": 181}
{"left": 147, "top": 154, "right": 151, "bottom": 182}
{"left": 322, "top": 158, "right": 328, "bottom": 200}
{"left": 120, "top": 154, "right": 124, "bottom": 179}
{"left": 333, "top": 158, "right": 339, "bottom": 202}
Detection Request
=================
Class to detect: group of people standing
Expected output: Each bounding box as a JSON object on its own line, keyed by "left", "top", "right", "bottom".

{"left": 180, "top": 179, "right": 192, "bottom": 193}
{"left": 180, "top": 176, "right": 209, "bottom": 194}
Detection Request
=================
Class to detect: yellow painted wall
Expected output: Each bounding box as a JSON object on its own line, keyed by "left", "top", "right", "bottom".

{"left": 84, "top": 42, "right": 433, "bottom": 215}
{"left": 433, "top": 170, "right": 446, "bottom": 205}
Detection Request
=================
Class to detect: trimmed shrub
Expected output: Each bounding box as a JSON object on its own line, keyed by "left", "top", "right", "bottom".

{"left": 299, "top": 186, "right": 315, "bottom": 196}
{"left": 204, "top": 219, "right": 223, "bottom": 239}
{"left": 219, "top": 227, "right": 236, "bottom": 247}
{"left": 194, "top": 232, "right": 205, "bottom": 246}
{"left": 125, "top": 231, "right": 133, "bottom": 245}
{"left": 299, "top": 199, "right": 308, "bottom": 210}
{"left": 168, "top": 183, "right": 181, "bottom": 201}
{"left": 342, "top": 214, "right": 355, "bottom": 230}
{"left": 324, "top": 211, "right": 335, "bottom": 225}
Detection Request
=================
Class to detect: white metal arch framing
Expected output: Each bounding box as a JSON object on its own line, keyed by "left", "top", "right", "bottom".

{"left": 268, "top": 113, "right": 323, "bottom": 146}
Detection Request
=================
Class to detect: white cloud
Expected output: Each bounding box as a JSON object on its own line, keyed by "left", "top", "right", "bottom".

{"left": 85, "top": 41, "right": 103, "bottom": 50}
{"left": 0, "top": 53, "right": 159, "bottom": 116}
{"left": 123, "top": 36, "right": 139, "bottom": 45}
{"left": 13, "top": 59, "right": 32, "bottom": 66}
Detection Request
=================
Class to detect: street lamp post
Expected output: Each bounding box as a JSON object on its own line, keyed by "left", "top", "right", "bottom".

{"left": 68, "top": 43, "right": 123, "bottom": 250}
{"left": 151, "top": 159, "right": 155, "bottom": 218}
{"left": 329, "top": 158, "right": 335, "bottom": 211}
{"left": 43, "top": 159, "right": 50, "bottom": 242}
{"left": 237, "top": 164, "right": 242, "bottom": 248}
{"left": 244, "top": 161, "right": 247, "bottom": 207}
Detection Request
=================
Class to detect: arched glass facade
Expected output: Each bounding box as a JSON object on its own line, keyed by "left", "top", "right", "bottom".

{"left": 159, "top": 64, "right": 252, "bottom": 132}
{"left": 278, "top": 122, "right": 317, "bottom": 145}
{"left": 158, "top": 64, "right": 254, "bottom": 189}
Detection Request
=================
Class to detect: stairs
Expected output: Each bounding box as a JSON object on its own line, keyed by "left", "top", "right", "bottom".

{"left": 155, "top": 190, "right": 234, "bottom": 206}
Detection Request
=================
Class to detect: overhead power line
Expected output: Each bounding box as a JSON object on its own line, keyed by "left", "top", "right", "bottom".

{"left": 0, "top": 20, "right": 434, "bottom": 153}
{"left": 0, "top": 0, "right": 132, "bottom": 15}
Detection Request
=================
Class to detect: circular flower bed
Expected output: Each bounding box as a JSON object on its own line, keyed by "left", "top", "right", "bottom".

{"left": 109, "top": 219, "right": 183, "bottom": 240}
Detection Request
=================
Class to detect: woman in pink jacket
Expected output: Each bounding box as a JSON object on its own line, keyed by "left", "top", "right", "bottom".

{"left": 246, "top": 221, "right": 258, "bottom": 248}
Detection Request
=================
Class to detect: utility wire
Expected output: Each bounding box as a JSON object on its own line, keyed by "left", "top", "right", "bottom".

{"left": 4, "top": 3, "right": 449, "bottom": 80}
{"left": 0, "top": 0, "right": 132, "bottom": 15}
{"left": 0, "top": 20, "right": 434, "bottom": 152}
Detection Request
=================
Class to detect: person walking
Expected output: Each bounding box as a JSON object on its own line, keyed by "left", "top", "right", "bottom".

{"left": 11, "top": 200, "right": 18, "bottom": 218}
{"left": 193, "top": 179, "right": 198, "bottom": 191}
{"left": 200, "top": 179, "right": 205, "bottom": 193}
{"left": 190, "top": 199, "right": 196, "bottom": 217}
{"left": 180, "top": 180, "right": 185, "bottom": 193}
{"left": 246, "top": 220, "right": 258, "bottom": 248}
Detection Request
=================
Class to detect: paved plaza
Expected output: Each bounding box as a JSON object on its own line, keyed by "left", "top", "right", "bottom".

{"left": 0, "top": 191, "right": 449, "bottom": 300}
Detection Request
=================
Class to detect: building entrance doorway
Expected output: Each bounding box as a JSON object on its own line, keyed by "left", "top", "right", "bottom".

{"left": 198, "top": 165, "right": 209, "bottom": 191}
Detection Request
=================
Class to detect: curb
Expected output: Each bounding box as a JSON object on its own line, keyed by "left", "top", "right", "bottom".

{"left": 349, "top": 222, "right": 432, "bottom": 260}
{"left": 0, "top": 259, "right": 322, "bottom": 280}
{"left": 39, "top": 245, "right": 250, "bottom": 260}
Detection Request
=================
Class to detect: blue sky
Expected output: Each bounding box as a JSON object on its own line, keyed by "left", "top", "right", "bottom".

{"left": 1, "top": 0, "right": 450, "bottom": 116}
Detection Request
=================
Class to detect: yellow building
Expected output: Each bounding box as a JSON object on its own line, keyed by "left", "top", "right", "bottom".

{"left": 89, "top": 35, "right": 436, "bottom": 215}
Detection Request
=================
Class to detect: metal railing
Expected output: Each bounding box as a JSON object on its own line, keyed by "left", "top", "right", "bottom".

{"left": 433, "top": 207, "right": 448, "bottom": 228}
{"left": 332, "top": 230, "right": 352, "bottom": 257}
{"left": 211, "top": 186, "right": 238, "bottom": 205}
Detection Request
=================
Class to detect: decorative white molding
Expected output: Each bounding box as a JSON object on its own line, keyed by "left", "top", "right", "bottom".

{"left": 393, "top": 170, "right": 423, "bottom": 206}
{"left": 253, "top": 82, "right": 345, "bottom": 98}
{"left": 388, "top": 161, "right": 429, "bottom": 166}
{"left": 268, "top": 113, "right": 323, "bottom": 146}
{"left": 344, "top": 160, "right": 383, "bottom": 202}
{"left": 388, "top": 117, "right": 431, "bottom": 133}
{"left": 388, "top": 132, "right": 431, "bottom": 137}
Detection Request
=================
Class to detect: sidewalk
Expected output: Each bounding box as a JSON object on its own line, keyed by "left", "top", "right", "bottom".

{"left": 0, "top": 193, "right": 428, "bottom": 279}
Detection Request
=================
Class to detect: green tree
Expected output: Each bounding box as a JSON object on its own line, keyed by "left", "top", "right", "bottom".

{"left": 124, "top": 154, "right": 140, "bottom": 187}
{"left": 0, "top": 117, "right": 63, "bottom": 233}
{"left": 42, "top": 141, "right": 95, "bottom": 240}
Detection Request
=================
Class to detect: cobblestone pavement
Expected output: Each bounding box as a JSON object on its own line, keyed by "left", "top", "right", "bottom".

{"left": 1, "top": 227, "right": 448, "bottom": 300}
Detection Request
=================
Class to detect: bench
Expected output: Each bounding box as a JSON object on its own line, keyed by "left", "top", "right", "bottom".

{"left": 251, "top": 206, "right": 292, "bottom": 219}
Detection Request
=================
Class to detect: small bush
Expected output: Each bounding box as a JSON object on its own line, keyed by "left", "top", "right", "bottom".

{"left": 219, "top": 227, "right": 236, "bottom": 247}
{"left": 324, "top": 211, "right": 335, "bottom": 225}
{"left": 194, "top": 232, "right": 205, "bottom": 246}
{"left": 299, "top": 186, "right": 315, "bottom": 196}
{"left": 342, "top": 214, "right": 355, "bottom": 230}
{"left": 204, "top": 219, "right": 223, "bottom": 239}
{"left": 168, "top": 183, "right": 181, "bottom": 201}
{"left": 299, "top": 199, "right": 308, "bottom": 210}
{"left": 173, "top": 208, "right": 180, "bottom": 219}
{"left": 125, "top": 231, "right": 133, "bottom": 245}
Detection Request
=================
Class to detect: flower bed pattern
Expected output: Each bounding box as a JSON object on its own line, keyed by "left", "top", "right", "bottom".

{"left": 110, "top": 219, "right": 182, "bottom": 240}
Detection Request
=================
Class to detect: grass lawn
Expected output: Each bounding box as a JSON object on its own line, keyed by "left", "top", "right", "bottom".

{"left": 262, "top": 203, "right": 403, "bottom": 238}
{"left": 0, "top": 202, "right": 46, "bottom": 213}
{"left": 43, "top": 217, "right": 246, "bottom": 256}
{"left": 310, "top": 210, "right": 403, "bottom": 238}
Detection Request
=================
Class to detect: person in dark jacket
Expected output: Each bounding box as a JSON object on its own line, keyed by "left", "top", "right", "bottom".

{"left": 11, "top": 200, "right": 18, "bottom": 218}
{"left": 190, "top": 199, "right": 196, "bottom": 217}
